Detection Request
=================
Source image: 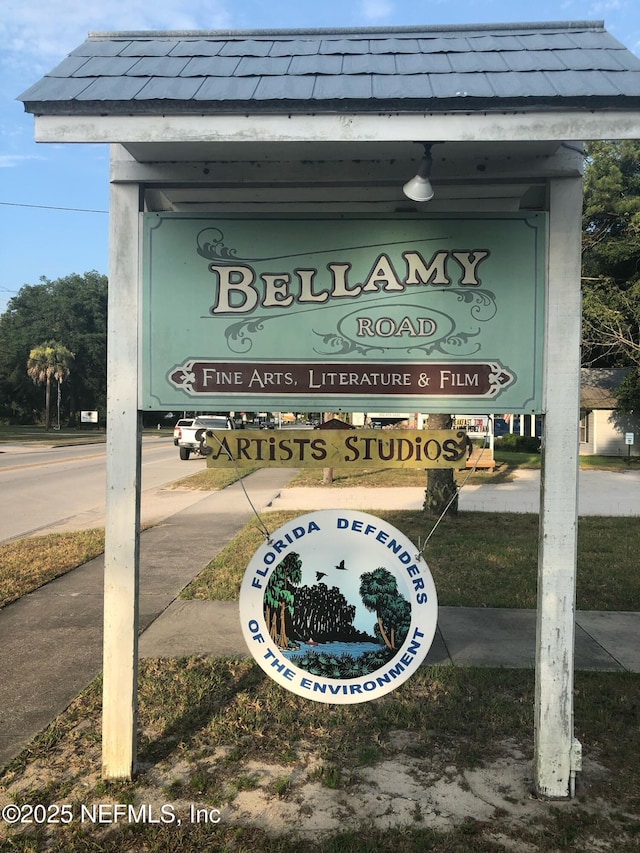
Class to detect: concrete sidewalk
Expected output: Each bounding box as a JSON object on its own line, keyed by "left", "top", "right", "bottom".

{"left": 139, "top": 599, "right": 640, "bottom": 674}
{"left": 265, "top": 467, "right": 640, "bottom": 515}
{"left": 0, "top": 468, "right": 295, "bottom": 769}
{"left": 1, "top": 467, "right": 639, "bottom": 771}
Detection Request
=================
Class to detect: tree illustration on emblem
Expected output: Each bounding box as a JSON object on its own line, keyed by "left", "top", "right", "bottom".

{"left": 359, "top": 567, "right": 411, "bottom": 651}
{"left": 264, "top": 551, "right": 303, "bottom": 649}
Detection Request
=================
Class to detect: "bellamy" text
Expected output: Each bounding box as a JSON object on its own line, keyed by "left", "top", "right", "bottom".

{"left": 209, "top": 249, "right": 490, "bottom": 314}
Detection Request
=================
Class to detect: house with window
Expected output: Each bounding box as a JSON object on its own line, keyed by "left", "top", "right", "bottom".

{"left": 580, "top": 368, "right": 639, "bottom": 456}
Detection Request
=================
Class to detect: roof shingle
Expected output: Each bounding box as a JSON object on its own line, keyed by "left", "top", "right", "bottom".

{"left": 18, "top": 21, "right": 640, "bottom": 115}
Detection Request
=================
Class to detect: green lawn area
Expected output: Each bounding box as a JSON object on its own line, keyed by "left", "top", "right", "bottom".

{"left": 3, "top": 454, "right": 638, "bottom": 610}
{"left": 181, "top": 510, "right": 639, "bottom": 611}
{"left": 0, "top": 424, "right": 107, "bottom": 445}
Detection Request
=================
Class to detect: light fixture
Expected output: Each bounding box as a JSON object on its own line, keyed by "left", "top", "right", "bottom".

{"left": 403, "top": 142, "right": 435, "bottom": 202}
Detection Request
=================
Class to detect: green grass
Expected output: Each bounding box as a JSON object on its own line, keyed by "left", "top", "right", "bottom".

{"left": 494, "top": 449, "right": 541, "bottom": 468}
{"left": 166, "top": 466, "right": 257, "bottom": 490}
{"left": 0, "top": 529, "right": 106, "bottom": 609}
{"left": 0, "top": 424, "right": 107, "bottom": 445}
{"left": 285, "top": 448, "right": 633, "bottom": 486}
{"left": 182, "top": 511, "right": 640, "bottom": 611}
{"left": 579, "top": 453, "right": 640, "bottom": 470}
{"left": 288, "top": 462, "right": 516, "bottom": 487}
{"left": 0, "top": 424, "right": 176, "bottom": 446}
{"left": 495, "top": 449, "right": 638, "bottom": 471}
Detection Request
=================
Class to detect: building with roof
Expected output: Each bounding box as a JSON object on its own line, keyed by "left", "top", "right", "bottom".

{"left": 580, "top": 368, "right": 639, "bottom": 456}
{"left": 18, "top": 21, "right": 640, "bottom": 798}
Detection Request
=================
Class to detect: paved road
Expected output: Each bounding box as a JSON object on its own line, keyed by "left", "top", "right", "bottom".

{"left": 0, "top": 437, "right": 210, "bottom": 543}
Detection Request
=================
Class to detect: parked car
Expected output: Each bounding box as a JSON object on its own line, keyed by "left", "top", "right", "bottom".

{"left": 173, "top": 418, "right": 195, "bottom": 446}
{"left": 176, "top": 415, "right": 235, "bottom": 460}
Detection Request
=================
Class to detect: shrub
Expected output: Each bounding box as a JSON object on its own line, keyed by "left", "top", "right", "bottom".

{"left": 495, "top": 433, "right": 541, "bottom": 453}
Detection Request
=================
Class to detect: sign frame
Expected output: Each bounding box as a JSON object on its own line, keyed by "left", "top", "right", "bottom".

{"left": 141, "top": 213, "right": 546, "bottom": 414}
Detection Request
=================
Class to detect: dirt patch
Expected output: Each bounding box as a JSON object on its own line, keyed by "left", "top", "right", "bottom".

{"left": 0, "top": 727, "right": 619, "bottom": 852}
{"left": 0, "top": 666, "right": 630, "bottom": 853}
{"left": 203, "top": 739, "right": 598, "bottom": 842}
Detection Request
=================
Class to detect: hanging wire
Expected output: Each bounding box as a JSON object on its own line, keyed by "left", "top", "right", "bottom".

{"left": 417, "top": 415, "right": 494, "bottom": 557}
{"left": 203, "top": 429, "right": 274, "bottom": 543}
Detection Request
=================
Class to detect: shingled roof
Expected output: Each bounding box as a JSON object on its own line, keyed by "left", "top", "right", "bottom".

{"left": 581, "top": 368, "right": 630, "bottom": 409}
{"left": 19, "top": 20, "right": 640, "bottom": 116}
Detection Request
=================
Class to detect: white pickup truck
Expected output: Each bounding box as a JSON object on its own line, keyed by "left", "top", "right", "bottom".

{"left": 174, "top": 415, "right": 235, "bottom": 460}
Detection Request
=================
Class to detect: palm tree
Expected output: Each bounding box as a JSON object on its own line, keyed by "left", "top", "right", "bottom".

{"left": 264, "top": 551, "right": 302, "bottom": 648}
{"left": 359, "top": 567, "right": 400, "bottom": 650}
{"left": 27, "top": 341, "right": 74, "bottom": 430}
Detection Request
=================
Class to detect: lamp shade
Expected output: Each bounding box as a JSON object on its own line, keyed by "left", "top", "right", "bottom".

{"left": 402, "top": 173, "right": 435, "bottom": 202}
{"left": 402, "top": 144, "right": 435, "bottom": 202}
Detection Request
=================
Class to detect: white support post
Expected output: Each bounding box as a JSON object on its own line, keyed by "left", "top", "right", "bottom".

{"left": 534, "top": 171, "right": 583, "bottom": 798}
{"left": 102, "top": 147, "right": 141, "bottom": 780}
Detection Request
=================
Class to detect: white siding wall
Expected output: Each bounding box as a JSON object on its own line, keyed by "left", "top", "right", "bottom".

{"left": 580, "top": 410, "right": 640, "bottom": 456}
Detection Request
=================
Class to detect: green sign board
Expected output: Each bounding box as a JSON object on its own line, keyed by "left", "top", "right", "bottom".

{"left": 142, "top": 214, "right": 545, "bottom": 413}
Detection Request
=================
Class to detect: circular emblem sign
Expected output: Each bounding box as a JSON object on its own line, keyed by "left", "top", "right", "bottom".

{"left": 240, "top": 509, "right": 438, "bottom": 703}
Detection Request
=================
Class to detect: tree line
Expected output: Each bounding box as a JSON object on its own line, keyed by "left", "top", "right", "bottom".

{"left": 0, "top": 272, "right": 107, "bottom": 426}
{"left": 1, "top": 143, "right": 639, "bottom": 426}
{"left": 425, "top": 141, "right": 640, "bottom": 514}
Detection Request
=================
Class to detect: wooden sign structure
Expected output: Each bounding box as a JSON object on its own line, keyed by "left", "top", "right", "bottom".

{"left": 19, "top": 21, "right": 640, "bottom": 799}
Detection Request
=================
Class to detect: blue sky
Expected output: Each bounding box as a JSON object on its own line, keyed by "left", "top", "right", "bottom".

{"left": 1, "top": 0, "right": 639, "bottom": 313}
